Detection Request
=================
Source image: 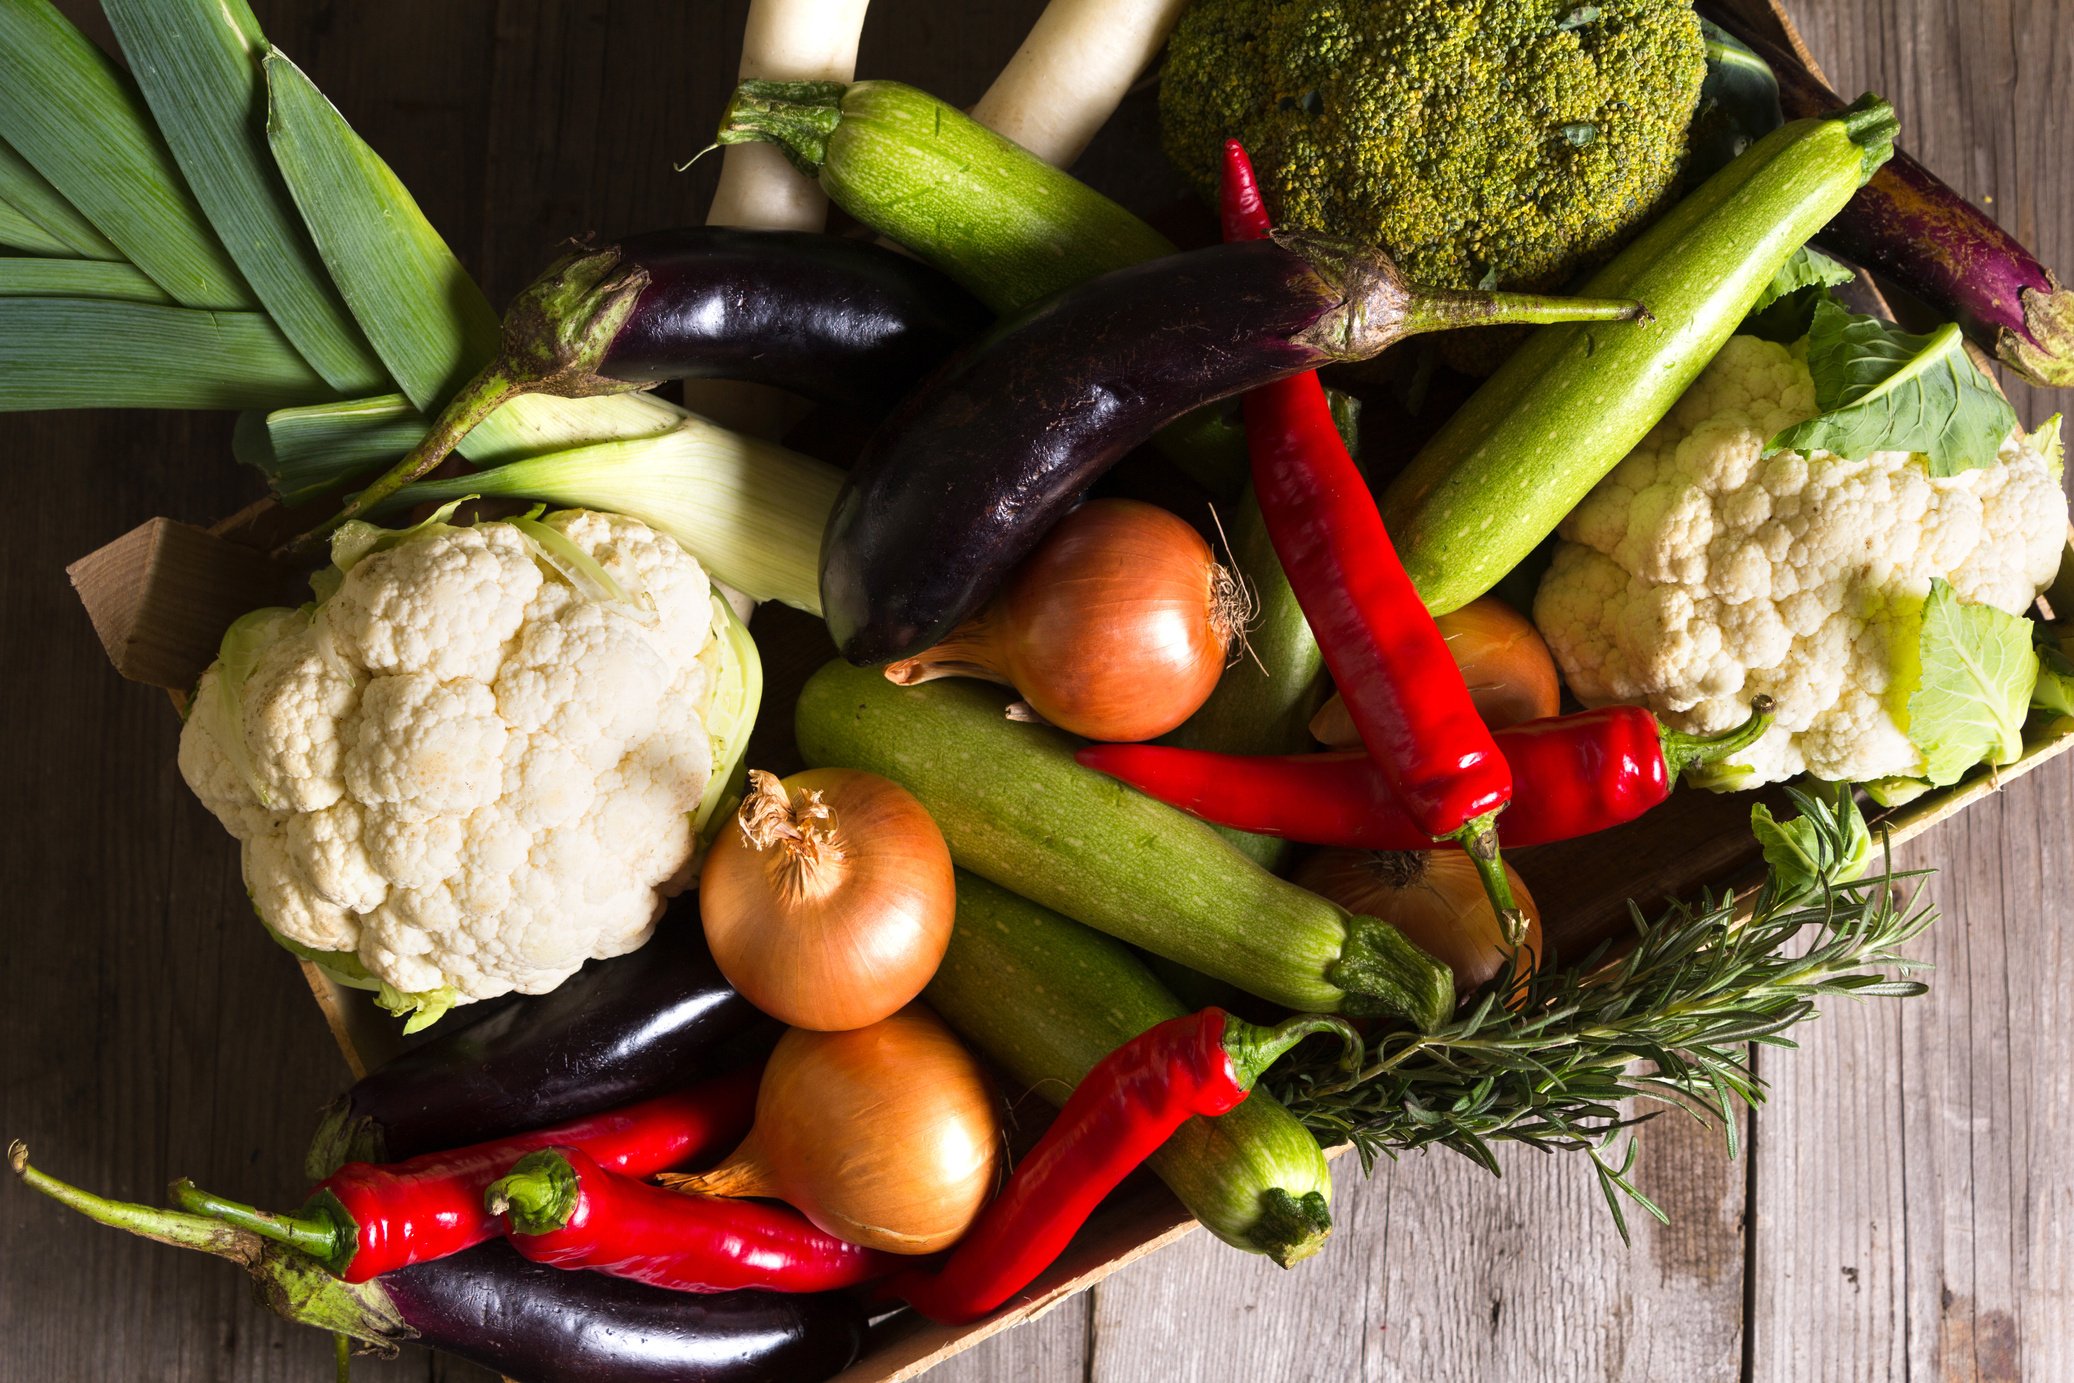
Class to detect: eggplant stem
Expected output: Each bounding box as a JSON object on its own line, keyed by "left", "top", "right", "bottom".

{"left": 1399, "top": 287, "right": 1650, "bottom": 336}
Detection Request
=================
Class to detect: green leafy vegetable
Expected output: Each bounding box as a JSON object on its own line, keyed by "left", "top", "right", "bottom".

{"left": 0, "top": 297, "right": 327, "bottom": 411}
{"left": 262, "top": 52, "right": 679, "bottom": 466}
{"left": 1739, "top": 244, "right": 1852, "bottom": 342}
{"left": 0, "top": 195, "right": 77, "bottom": 255}
{"left": 0, "top": 137, "right": 120, "bottom": 259}
{"left": 103, "top": 0, "right": 387, "bottom": 394}
{"left": 0, "top": 0, "right": 251, "bottom": 308}
{"left": 695, "top": 597, "right": 765, "bottom": 839}
{"left": 1902, "top": 578, "right": 2038, "bottom": 787}
{"left": 232, "top": 393, "right": 427, "bottom": 503}
{"left": 0, "top": 257, "right": 171, "bottom": 302}
{"left": 1772, "top": 299, "right": 2018, "bottom": 475}
{"left": 2028, "top": 630, "right": 2074, "bottom": 718}
{"left": 1270, "top": 788, "right": 1928, "bottom": 1238}
{"left": 1751, "top": 783, "right": 1870, "bottom": 906}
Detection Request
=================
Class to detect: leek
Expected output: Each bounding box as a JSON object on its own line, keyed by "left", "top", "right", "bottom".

{"left": 233, "top": 393, "right": 427, "bottom": 504}
{"left": 391, "top": 422, "right": 839, "bottom": 615}
{"left": 0, "top": 137, "right": 120, "bottom": 260}
{"left": 103, "top": 0, "right": 388, "bottom": 394}
{"left": 0, "top": 196, "right": 74, "bottom": 257}
{"left": 0, "top": 297, "right": 328, "bottom": 410}
{"left": 0, "top": 257, "right": 171, "bottom": 303}
{"left": 0, "top": 0, "right": 251, "bottom": 308}
{"left": 263, "top": 51, "right": 681, "bottom": 466}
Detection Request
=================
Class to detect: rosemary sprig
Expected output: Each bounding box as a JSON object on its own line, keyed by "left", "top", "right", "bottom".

{"left": 1268, "top": 786, "right": 1934, "bottom": 1238}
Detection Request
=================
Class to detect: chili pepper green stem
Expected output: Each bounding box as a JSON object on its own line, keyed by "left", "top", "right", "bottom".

{"left": 1453, "top": 813, "right": 1528, "bottom": 945}
{"left": 167, "top": 1178, "right": 351, "bottom": 1271}
{"left": 483, "top": 1151, "right": 580, "bottom": 1236}
{"left": 1661, "top": 694, "right": 1776, "bottom": 778}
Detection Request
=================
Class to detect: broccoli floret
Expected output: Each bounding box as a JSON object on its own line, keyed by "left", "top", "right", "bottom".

{"left": 1161, "top": 0, "right": 1709, "bottom": 295}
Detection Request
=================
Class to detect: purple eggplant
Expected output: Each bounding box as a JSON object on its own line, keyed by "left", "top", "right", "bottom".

{"left": 328, "top": 226, "right": 989, "bottom": 533}
{"left": 307, "top": 912, "right": 776, "bottom": 1178}
{"left": 9, "top": 1145, "right": 866, "bottom": 1383}
{"left": 1706, "top": 8, "right": 2074, "bottom": 387}
{"left": 818, "top": 234, "right": 1645, "bottom": 665}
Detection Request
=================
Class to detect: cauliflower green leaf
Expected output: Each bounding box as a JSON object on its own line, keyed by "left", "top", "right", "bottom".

{"left": 1740, "top": 246, "right": 1853, "bottom": 342}
{"left": 1903, "top": 579, "right": 2039, "bottom": 787}
{"left": 1751, "top": 784, "right": 1871, "bottom": 907}
{"left": 1772, "top": 300, "right": 2018, "bottom": 475}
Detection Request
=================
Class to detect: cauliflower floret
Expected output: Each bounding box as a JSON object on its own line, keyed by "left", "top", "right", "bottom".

{"left": 1536, "top": 336, "right": 2066, "bottom": 787}
{"left": 176, "top": 512, "right": 734, "bottom": 1013}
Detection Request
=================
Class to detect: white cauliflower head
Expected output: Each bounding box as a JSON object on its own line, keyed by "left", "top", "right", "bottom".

{"left": 178, "top": 509, "right": 757, "bottom": 1021}
{"left": 1535, "top": 335, "right": 2066, "bottom": 788}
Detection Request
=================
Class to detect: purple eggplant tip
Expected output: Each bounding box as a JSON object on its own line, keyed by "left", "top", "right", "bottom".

{"left": 2002, "top": 282, "right": 2074, "bottom": 388}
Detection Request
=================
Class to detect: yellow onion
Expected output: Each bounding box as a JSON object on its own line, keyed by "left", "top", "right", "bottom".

{"left": 701, "top": 768, "right": 955, "bottom": 1032}
{"left": 1311, "top": 596, "right": 1560, "bottom": 746}
{"left": 885, "top": 498, "right": 1245, "bottom": 741}
{"left": 662, "top": 1007, "right": 1001, "bottom": 1253}
{"left": 1295, "top": 849, "right": 1542, "bottom": 1000}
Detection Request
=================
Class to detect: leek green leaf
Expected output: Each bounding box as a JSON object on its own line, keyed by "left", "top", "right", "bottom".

{"left": 0, "top": 195, "right": 75, "bottom": 256}
{"left": 0, "top": 256, "right": 172, "bottom": 302}
{"left": 0, "top": 0, "right": 250, "bottom": 308}
{"left": 262, "top": 47, "right": 496, "bottom": 411}
{"left": 1772, "top": 300, "right": 2018, "bottom": 475}
{"left": 262, "top": 50, "right": 682, "bottom": 463}
{"left": 1901, "top": 579, "right": 2039, "bottom": 787}
{"left": 235, "top": 393, "right": 426, "bottom": 503}
{"left": 0, "top": 297, "right": 327, "bottom": 410}
{"left": 103, "top": 0, "right": 386, "bottom": 394}
{"left": 0, "top": 137, "right": 119, "bottom": 259}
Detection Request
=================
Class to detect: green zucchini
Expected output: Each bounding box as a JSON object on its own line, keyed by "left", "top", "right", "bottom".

{"left": 929, "top": 872, "right": 1334, "bottom": 1266}
{"left": 793, "top": 660, "right": 1451, "bottom": 1028}
{"left": 717, "top": 79, "right": 1174, "bottom": 316}
{"left": 1382, "top": 96, "right": 1898, "bottom": 615}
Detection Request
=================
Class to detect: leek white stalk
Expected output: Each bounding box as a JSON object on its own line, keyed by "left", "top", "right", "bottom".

{"left": 390, "top": 418, "right": 840, "bottom": 615}
{"left": 705, "top": 0, "right": 874, "bottom": 232}
{"left": 696, "top": 0, "right": 872, "bottom": 437}
{"left": 971, "top": 0, "right": 1192, "bottom": 168}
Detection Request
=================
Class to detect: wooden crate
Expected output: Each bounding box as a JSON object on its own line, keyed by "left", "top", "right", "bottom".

{"left": 61, "top": 2, "right": 2073, "bottom": 1377}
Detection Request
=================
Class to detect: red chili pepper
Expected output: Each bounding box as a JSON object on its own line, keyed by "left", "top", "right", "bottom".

{"left": 1078, "top": 698, "right": 1774, "bottom": 851}
{"left": 889, "top": 1008, "right": 1357, "bottom": 1325}
{"left": 167, "top": 1066, "right": 760, "bottom": 1283}
{"left": 1217, "top": 140, "right": 1525, "bottom": 938}
{"left": 482, "top": 1145, "right": 893, "bottom": 1294}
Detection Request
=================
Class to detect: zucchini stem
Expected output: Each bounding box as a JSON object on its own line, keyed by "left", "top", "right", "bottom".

{"left": 716, "top": 80, "right": 849, "bottom": 179}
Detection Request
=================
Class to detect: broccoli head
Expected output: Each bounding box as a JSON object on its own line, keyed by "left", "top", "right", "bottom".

{"left": 1161, "top": 0, "right": 1709, "bottom": 295}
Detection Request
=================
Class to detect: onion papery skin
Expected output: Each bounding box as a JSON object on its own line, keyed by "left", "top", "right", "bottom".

{"left": 701, "top": 769, "right": 956, "bottom": 1032}
{"left": 1310, "top": 597, "right": 1559, "bottom": 746}
{"left": 667, "top": 1008, "right": 1001, "bottom": 1255}
{"left": 1295, "top": 849, "right": 1541, "bottom": 999}
{"left": 887, "top": 500, "right": 1235, "bottom": 742}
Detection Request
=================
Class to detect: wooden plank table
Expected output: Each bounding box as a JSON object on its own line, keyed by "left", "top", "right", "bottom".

{"left": 1, "top": 2, "right": 2066, "bottom": 1378}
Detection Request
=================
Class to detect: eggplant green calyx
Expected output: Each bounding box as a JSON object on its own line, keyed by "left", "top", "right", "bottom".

{"left": 168, "top": 1178, "right": 357, "bottom": 1278}
{"left": 484, "top": 1150, "right": 581, "bottom": 1237}
{"left": 9, "top": 1142, "right": 413, "bottom": 1349}
{"left": 1245, "top": 1187, "right": 1333, "bottom": 1268}
{"left": 1279, "top": 231, "right": 1647, "bottom": 362}
{"left": 304, "top": 1101, "right": 383, "bottom": 1181}
{"left": 716, "top": 79, "right": 849, "bottom": 179}
{"left": 1326, "top": 917, "right": 1454, "bottom": 1030}
{"left": 1662, "top": 695, "right": 1775, "bottom": 779}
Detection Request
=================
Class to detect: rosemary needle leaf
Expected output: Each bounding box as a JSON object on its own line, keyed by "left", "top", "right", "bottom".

{"left": 1269, "top": 789, "right": 1931, "bottom": 1229}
